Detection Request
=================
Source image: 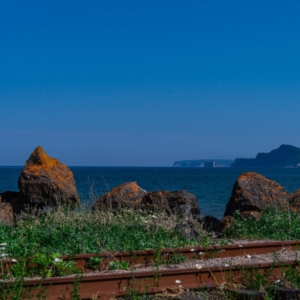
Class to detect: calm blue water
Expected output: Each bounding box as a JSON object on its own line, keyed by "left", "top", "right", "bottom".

{"left": 1, "top": 167, "right": 300, "bottom": 219}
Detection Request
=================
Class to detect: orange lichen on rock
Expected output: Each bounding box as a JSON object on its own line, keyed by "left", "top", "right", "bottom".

{"left": 224, "top": 172, "right": 288, "bottom": 217}
{"left": 93, "top": 182, "right": 146, "bottom": 210}
{"left": 18, "top": 146, "right": 80, "bottom": 207}
{"left": 288, "top": 188, "right": 300, "bottom": 213}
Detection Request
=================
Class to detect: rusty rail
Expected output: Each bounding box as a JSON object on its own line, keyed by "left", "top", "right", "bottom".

{"left": 62, "top": 240, "right": 299, "bottom": 271}
{"left": 23, "top": 260, "right": 298, "bottom": 299}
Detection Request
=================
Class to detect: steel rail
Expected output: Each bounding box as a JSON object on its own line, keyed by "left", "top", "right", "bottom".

{"left": 60, "top": 240, "right": 299, "bottom": 271}
{"left": 22, "top": 260, "right": 298, "bottom": 300}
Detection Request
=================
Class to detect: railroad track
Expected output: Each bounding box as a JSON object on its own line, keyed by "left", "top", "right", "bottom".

{"left": 3, "top": 240, "right": 300, "bottom": 299}
{"left": 23, "top": 260, "right": 298, "bottom": 299}
{"left": 62, "top": 240, "right": 299, "bottom": 271}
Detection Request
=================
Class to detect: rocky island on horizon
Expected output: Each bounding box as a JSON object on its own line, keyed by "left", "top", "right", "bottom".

{"left": 174, "top": 144, "right": 300, "bottom": 168}
{"left": 173, "top": 159, "right": 233, "bottom": 168}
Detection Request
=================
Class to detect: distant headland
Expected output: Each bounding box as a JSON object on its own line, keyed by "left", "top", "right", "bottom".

{"left": 173, "top": 159, "right": 233, "bottom": 168}
{"left": 173, "top": 144, "right": 300, "bottom": 168}
{"left": 231, "top": 144, "right": 300, "bottom": 168}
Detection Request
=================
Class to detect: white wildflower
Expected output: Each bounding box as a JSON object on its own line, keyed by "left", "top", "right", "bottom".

{"left": 275, "top": 279, "right": 280, "bottom": 283}
{"left": 190, "top": 248, "right": 195, "bottom": 252}
{"left": 175, "top": 280, "right": 181, "bottom": 284}
{"left": 1, "top": 253, "right": 8, "bottom": 257}
{"left": 198, "top": 251, "right": 203, "bottom": 255}
{"left": 12, "top": 259, "right": 17, "bottom": 263}
{"left": 54, "top": 258, "right": 62, "bottom": 263}
{"left": 246, "top": 255, "right": 251, "bottom": 259}
{"left": 224, "top": 263, "right": 230, "bottom": 267}
{"left": 196, "top": 264, "right": 203, "bottom": 269}
{"left": 0, "top": 243, "right": 7, "bottom": 246}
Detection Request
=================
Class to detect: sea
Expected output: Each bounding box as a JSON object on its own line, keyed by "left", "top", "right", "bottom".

{"left": 1, "top": 167, "right": 300, "bottom": 219}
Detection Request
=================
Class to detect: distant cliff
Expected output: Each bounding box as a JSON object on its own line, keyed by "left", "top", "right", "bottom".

{"left": 231, "top": 144, "right": 300, "bottom": 168}
{"left": 173, "top": 159, "right": 233, "bottom": 168}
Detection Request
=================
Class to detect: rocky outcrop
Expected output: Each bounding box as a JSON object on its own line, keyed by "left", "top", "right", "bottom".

{"left": 92, "top": 182, "right": 147, "bottom": 210}
{"left": 18, "top": 146, "right": 80, "bottom": 208}
{"left": 288, "top": 188, "right": 300, "bottom": 212}
{"left": 141, "top": 190, "right": 201, "bottom": 220}
{"left": 92, "top": 183, "right": 201, "bottom": 221}
{"left": 224, "top": 172, "right": 289, "bottom": 216}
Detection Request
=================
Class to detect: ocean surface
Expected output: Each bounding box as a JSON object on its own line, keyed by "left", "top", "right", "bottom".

{"left": 1, "top": 167, "right": 300, "bottom": 219}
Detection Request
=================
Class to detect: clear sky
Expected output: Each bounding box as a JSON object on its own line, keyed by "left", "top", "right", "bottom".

{"left": 1, "top": 0, "right": 300, "bottom": 166}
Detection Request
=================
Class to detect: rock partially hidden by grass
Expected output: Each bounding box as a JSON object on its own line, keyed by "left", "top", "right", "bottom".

{"left": 0, "top": 204, "right": 209, "bottom": 259}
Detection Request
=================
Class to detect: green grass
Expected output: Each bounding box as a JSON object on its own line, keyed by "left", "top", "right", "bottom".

{"left": 0, "top": 204, "right": 212, "bottom": 260}
{"left": 2, "top": 206, "right": 300, "bottom": 261}
{"left": 224, "top": 209, "right": 300, "bottom": 240}
{"left": 1, "top": 205, "right": 300, "bottom": 299}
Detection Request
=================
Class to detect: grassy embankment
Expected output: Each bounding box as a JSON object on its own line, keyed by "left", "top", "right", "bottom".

{"left": 1, "top": 205, "right": 300, "bottom": 259}
{"left": 1, "top": 205, "right": 300, "bottom": 299}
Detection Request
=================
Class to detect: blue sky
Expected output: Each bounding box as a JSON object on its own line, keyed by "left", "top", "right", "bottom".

{"left": 1, "top": 0, "right": 300, "bottom": 166}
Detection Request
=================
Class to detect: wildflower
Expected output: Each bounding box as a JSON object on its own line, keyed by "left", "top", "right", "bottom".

{"left": 0, "top": 247, "right": 5, "bottom": 250}
{"left": 12, "top": 259, "right": 17, "bottom": 263}
{"left": 238, "top": 245, "right": 243, "bottom": 248}
{"left": 175, "top": 280, "right": 181, "bottom": 284}
{"left": 246, "top": 255, "right": 251, "bottom": 259}
{"left": 0, "top": 243, "right": 7, "bottom": 246}
{"left": 205, "top": 280, "right": 212, "bottom": 288}
{"left": 224, "top": 263, "right": 230, "bottom": 267}
{"left": 198, "top": 251, "right": 203, "bottom": 255}
{"left": 275, "top": 279, "right": 280, "bottom": 283}
{"left": 196, "top": 264, "right": 203, "bottom": 269}
{"left": 190, "top": 248, "right": 195, "bottom": 252}
{"left": 54, "top": 258, "right": 62, "bottom": 263}
{"left": 1, "top": 253, "right": 8, "bottom": 257}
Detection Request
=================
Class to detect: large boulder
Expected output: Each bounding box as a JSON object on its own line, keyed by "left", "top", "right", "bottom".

{"left": 18, "top": 146, "right": 80, "bottom": 207}
{"left": 141, "top": 190, "right": 201, "bottom": 220}
{"left": 93, "top": 182, "right": 147, "bottom": 210}
{"left": 224, "top": 172, "right": 289, "bottom": 216}
{"left": 288, "top": 188, "right": 300, "bottom": 212}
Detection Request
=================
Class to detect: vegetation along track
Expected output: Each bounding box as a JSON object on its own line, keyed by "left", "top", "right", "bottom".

{"left": 2, "top": 240, "right": 300, "bottom": 299}
{"left": 54, "top": 240, "right": 300, "bottom": 271}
